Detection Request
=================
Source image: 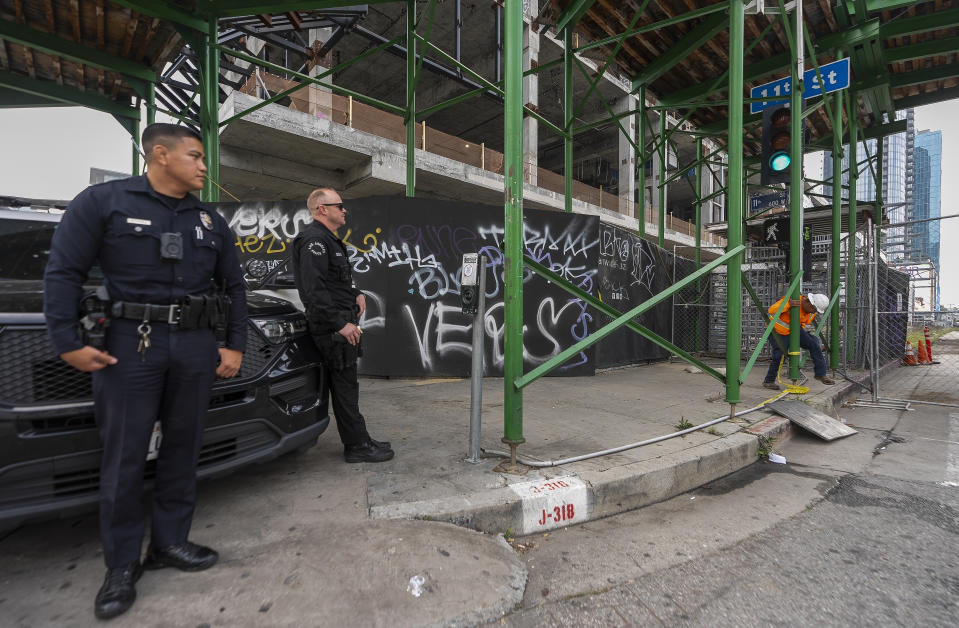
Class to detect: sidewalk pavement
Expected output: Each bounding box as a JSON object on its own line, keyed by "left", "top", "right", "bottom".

{"left": 0, "top": 359, "right": 867, "bottom": 627}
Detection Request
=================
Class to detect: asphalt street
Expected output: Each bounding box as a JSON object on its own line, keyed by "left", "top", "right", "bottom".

{"left": 496, "top": 402, "right": 959, "bottom": 627}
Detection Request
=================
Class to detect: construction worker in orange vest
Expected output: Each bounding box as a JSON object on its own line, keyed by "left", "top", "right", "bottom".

{"left": 763, "top": 292, "right": 835, "bottom": 390}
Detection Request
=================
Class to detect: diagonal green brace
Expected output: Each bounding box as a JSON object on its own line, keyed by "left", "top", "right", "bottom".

{"left": 524, "top": 256, "right": 726, "bottom": 384}
{"left": 740, "top": 273, "right": 803, "bottom": 384}
{"left": 514, "top": 245, "right": 745, "bottom": 390}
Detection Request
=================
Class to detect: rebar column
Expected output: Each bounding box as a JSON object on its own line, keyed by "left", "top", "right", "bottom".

{"left": 725, "top": 0, "right": 745, "bottom": 406}
{"left": 563, "top": 29, "right": 573, "bottom": 213}
{"left": 201, "top": 16, "right": 219, "bottom": 202}
{"left": 502, "top": 0, "right": 525, "bottom": 449}
{"left": 830, "top": 90, "right": 843, "bottom": 369}
{"left": 637, "top": 85, "right": 645, "bottom": 237}
{"left": 847, "top": 92, "right": 858, "bottom": 365}
{"left": 406, "top": 0, "right": 416, "bottom": 197}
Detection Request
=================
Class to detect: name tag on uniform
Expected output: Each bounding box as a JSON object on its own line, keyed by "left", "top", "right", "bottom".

{"left": 127, "top": 218, "right": 152, "bottom": 226}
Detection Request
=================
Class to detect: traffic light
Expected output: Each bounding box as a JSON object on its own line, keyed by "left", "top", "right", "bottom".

{"left": 760, "top": 103, "right": 800, "bottom": 186}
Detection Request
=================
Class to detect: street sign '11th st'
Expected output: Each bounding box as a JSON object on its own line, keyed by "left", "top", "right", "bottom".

{"left": 750, "top": 58, "right": 850, "bottom": 114}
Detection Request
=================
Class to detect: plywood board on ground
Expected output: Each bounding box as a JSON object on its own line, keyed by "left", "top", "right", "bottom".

{"left": 767, "top": 400, "right": 858, "bottom": 441}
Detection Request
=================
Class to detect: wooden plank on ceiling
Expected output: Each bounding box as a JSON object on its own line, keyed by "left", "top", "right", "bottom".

{"left": 0, "top": 40, "right": 8, "bottom": 69}
{"left": 43, "top": 0, "right": 56, "bottom": 32}
{"left": 96, "top": 0, "right": 105, "bottom": 47}
{"left": 121, "top": 11, "right": 141, "bottom": 58}
{"left": 69, "top": 0, "right": 81, "bottom": 42}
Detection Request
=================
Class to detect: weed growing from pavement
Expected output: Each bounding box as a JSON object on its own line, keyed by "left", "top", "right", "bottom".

{"left": 756, "top": 435, "right": 777, "bottom": 460}
{"left": 676, "top": 418, "right": 694, "bottom": 430}
{"left": 503, "top": 527, "right": 514, "bottom": 542}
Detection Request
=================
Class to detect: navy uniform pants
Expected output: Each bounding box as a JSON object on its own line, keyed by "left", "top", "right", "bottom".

{"left": 314, "top": 334, "right": 371, "bottom": 447}
{"left": 92, "top": 319, "right": 218, "bottom": 568}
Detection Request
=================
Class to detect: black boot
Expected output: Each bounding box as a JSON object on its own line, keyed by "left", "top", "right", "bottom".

{"left": 94, "top": 561, "right": 142, "bottom": 620}
{"left": 143, "top": 541, "right": 218, "bottom": 572}
{"left": 344, "top": 440, "right": 395, "bottom": 463}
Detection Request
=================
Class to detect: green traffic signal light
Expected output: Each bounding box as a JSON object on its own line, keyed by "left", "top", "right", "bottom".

{"left": 770, "top": 151, "right": 791, "bottom": 172}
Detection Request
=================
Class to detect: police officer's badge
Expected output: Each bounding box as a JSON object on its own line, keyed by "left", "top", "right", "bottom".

{"left": 199, "top": 211, "right": 214, "bottom": 231}
{"left": 308, "top": 241, "right": 327, "bottom": 256}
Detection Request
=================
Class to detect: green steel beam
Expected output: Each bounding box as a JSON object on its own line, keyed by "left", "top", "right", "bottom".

{"left": 523, "top": 257, "right": 725, "bottom": 384}
{"left": 782, "top": 0, "right": 802, "bottom": 381}
{"left": 632, "top": 13, "right": 728, "bottom": 90}
{"left": 848, "top": 0, "right": 922, "bottom": 13}
{"left": 879, "top": 8, "right": 959, "bottom": 40}
{"left": 637, "top": 85, "right": 645, "bottom": 236}
{"left": 576, "top": 2, "right": 729, "bottom": 54}
{"left": 211, "top": 0, "right": 396, "bottom": 18}
{"left": 110, "top": 0, "right": 207, "bottom": 31}
{"left": 885, "top": 38, "right": 959, "bottom": 64}
{"left": 725, "top": 0, "right": 745, "bottom": 406}
{"left": 220, "top": 46, "right": 405, "bottom": 116}
{"left": 514, "top": 245, "right": 745, "bottom": 390}
{"left": 406, "top": 0, "right": 417, "bottom": 197}
{"left": 0, "top": 19, "right": 154, "bottom": 83}
{"left": 572, "top": 58, "right": 638, "bottom": 155}
{"left": 889, "top": 64, "right": 959, "bottom": 89}
{"left": 502, "top": 0, "right": 524, "bottom": 445}
{"left": 846, "top": 90, "right": 858, "bottom": 366}
{"left": 894, "top": 85, "right": 959, "bottom": 110}
{"left": 661, "top": 20, "right": 879, "bottom": 106}
{"left": 555, "top": 0, "right": 597, "bottom": 34}
{"left": 0, "top": 69, "right": 139, "bottom": 119}
{"left": 0, "top": 88, "right": 67, "bottom": 108}
{"left": 571, "top": 2, "right": 648, "bottom": 126}
{"left": 564, "top": 28, "right": 573, "bottom": 213}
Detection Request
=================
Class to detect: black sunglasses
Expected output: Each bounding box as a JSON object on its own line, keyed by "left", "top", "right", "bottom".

{"left": 322, "top": 203, "right": 346, "bottom": 210}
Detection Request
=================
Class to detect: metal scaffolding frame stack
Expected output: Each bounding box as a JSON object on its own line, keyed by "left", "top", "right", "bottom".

{"left": 2, "top": 0, "right": 958, "bottom": 461}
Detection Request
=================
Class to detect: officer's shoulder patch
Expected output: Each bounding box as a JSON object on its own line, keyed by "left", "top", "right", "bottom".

{"left": 199, "top": 211, "right": 214, "bottom": 231}
{"left": 307, "top": 240, "right": 327, "bottom": 256}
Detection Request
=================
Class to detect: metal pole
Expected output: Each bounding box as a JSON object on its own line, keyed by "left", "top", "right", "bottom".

{"left": 872, "top": 222, "right": 880, "bottom": 401}
{"left": 406, "top": 0, "right": 416, "bottom": 197}
{"left": 637, "top": 85, "right": 646, "bottom": 237}
{"left": 725, "top": 0, "right": 745, "bottom": 408}
{"left": 658, "top": 111, "right": 666, "bottom": 247}
{"left": 467, "top": 255, "right": 487, "bottom": 463}
{"left": 563, "top": 28, "right": 573, "bottom": 213}
{"left": 847, "top": 91, "right": 858, "bottom": 366}
{"left": 830, "top": 89, "right": 842, "bottom": 370}
{"left": 502, "top": 0, "right": 525, "bottom": 452}
{"left": 875, "top": 139, "right": 884, "bottom": 247}
{"left": 146, "top": 81, "right": 156, "bottom": 126}
{"left": 201, "top": 16, "right": 219, "bottom": 202}
{"left": 695, "top": 137, "right": 703, "bottom": 352}
{"left": 788, "top": 0, "right": 804, "bottom": 380}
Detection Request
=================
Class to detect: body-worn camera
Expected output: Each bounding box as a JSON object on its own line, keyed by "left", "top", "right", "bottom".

{"left": 160, "top": 232, "right": 184, "bottom": 260}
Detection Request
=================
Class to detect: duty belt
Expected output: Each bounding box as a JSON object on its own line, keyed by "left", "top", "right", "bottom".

{"left": 111, "top": 301, "right": 183, "bottom": 325}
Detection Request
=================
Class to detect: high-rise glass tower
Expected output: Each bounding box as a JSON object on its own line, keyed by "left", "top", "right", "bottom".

{"left": 913, "top": 130, "right": 942, "bottom": 270}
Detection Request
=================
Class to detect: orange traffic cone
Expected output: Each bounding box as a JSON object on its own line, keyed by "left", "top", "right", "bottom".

{"left": 924, "top": 326, "right": 933, "bottom": 361}
{"left": 917, "top": 337, "right": 931, "bottom": 364}
{"left": 904, "top": 341, "right": 918, "bottom": 365}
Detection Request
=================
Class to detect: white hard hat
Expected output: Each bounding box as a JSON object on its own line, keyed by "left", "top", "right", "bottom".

{"left": 807, "top": 292, "right": 829, "bottom": 314}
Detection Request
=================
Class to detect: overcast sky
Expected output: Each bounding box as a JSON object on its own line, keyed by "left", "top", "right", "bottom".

{"left": 0, "top": 101, "right": 956, "bottom": 303}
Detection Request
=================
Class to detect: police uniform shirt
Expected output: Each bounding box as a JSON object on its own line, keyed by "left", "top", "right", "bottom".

{"left": 292, "top": 220, "right": 360, "bottom": 335}
{"left": 43, "top": 175, "right": 248, "bottom": 355}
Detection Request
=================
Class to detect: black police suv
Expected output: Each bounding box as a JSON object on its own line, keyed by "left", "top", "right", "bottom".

{"left": 0, "top": 203, "right": 328, "bottom": 530}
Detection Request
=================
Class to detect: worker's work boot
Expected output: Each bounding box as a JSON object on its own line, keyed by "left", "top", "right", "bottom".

{"left": 762, "top": 381, "right": 780, "bottom": 390}
{"left": 816, "top": 376, "right": 836, "bottom": 385}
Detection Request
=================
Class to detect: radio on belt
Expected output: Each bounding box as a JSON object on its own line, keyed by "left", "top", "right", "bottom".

{"left": 460, "top": 253, "right": 479, "bottom": 314}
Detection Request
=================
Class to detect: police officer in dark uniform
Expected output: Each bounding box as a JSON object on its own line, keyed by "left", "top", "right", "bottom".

{"left": 43, "top": 123, "right": 247, "bottom": 620}
{"left": 292, "top": 187, "right": 393, "bottom": 463}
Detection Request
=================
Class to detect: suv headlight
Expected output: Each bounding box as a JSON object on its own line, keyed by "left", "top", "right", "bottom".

{"left": 251, "top": 316, "right": 309, "bottom": 344}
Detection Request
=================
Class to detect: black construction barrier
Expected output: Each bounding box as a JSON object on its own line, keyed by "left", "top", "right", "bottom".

{"left": 215, "top": 196, "right": 684, "bottom": 378}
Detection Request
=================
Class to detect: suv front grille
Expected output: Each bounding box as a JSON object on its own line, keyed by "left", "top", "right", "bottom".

{"left": 0, "top": 326, "right": 280, "bottom": 406}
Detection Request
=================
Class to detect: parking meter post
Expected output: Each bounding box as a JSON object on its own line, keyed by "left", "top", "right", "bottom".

{"left": 463, "top": 254, "right": 485, "bottom": 463}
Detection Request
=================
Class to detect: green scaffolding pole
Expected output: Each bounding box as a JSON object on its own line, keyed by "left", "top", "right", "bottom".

{"left": 502, "top": 0, "right": 524, "bottom": 449}
{"left": 563, "top": 28, "right": 573, "bottom": 213}
{"left": 830, "top": 89, "right": 843, "bottom": 369}
{"left": 658, "top": 111, "right": 666, "bottom": 247}
{"left": 787, "top": 2, "right": 804, "bottom": 381}
{"left": 725, "top": 0, "right": 744, "bottom": 407}
{"left": 847, "top": 90, "right": 858, "bottom": 366}
{"left": 637, "top": 85, "right": 645, "bottom": 237}
{"left": 406, "top": 0, "right": 416, "bottom": 197}
{"left": 201, "top": 16, "right": 219, "bottom": 202}
{"left": 695, "top": 137, "right": 703, "bottom": 352}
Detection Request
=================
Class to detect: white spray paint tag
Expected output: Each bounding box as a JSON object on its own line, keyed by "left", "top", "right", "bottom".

{"left": 509, "top": 476, "right": 588, "bottom": 535}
